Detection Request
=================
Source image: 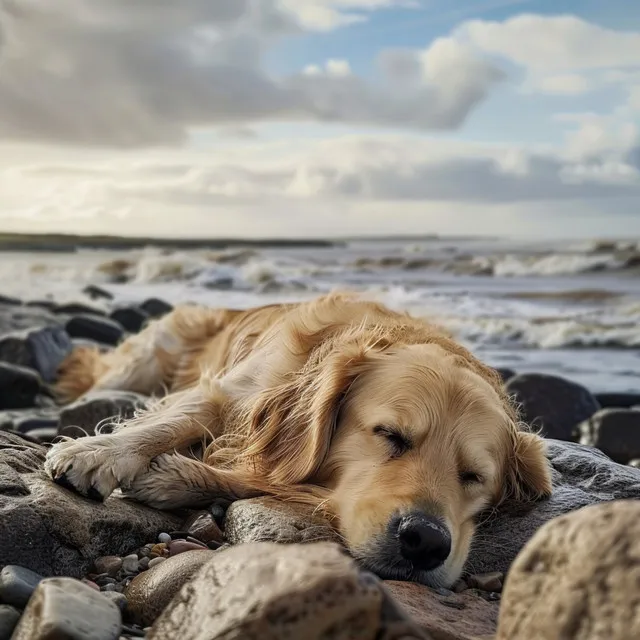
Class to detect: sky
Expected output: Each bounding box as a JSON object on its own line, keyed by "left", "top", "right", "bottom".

{"left": 0, "top": 0, "right": 638, "bottom": 240}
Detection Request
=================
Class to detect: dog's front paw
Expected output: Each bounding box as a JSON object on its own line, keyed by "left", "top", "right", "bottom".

{"left": 44, "top": 437, "right": 149, "bottom": 501}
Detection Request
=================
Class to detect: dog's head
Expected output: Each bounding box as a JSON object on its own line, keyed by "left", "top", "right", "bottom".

{"left": 245, "top": 334, "right": 552, "bottom": 588}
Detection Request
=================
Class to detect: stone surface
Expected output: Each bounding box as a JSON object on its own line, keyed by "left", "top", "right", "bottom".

{"left": 224, "top": 496, "right": 342, "bottom": 546}
{"left": 54, "top": 303, "right": 107, "bottom": 317}
{"left": 0, "top": 432, "right": 181, "bottom": 578}
{"left": 181, "top": 510, "right": 224, "bottom": 546}
{"left": 497, "top": 500, "right": 640, "bottom": 640}
{"left": 0, "top": 565, "right": 44, "bottom": 608}
{"left": 82, "top": 285, "right": 114, "bottom": 302}
{"left": 579, "top": 408, "right": 640, "bottom": 463}
{"left": 594, "top": 392, "right": 640, "bottom": 409}
{"left": 0, "top": 306, "right": 60, "bottom": 334}
{"left": 139, "top": 298, "right": 172, "bottom": 319}
{"left": 11, "top": 577, "right": 122, "bottom": 640}
{"left": 466, "top": 439, "right": 640, "bottom": 575}
{"left": 65, "top": 314, "right": 124, "bottom": 346}
{"left": 0, "top": 363, "right": 43, "bottom": 410}
{"left": 0, "top": 605, "right": 20, "bottom": 640}
{"left": 109, "top": 307, "right": 149, "bottom": 334}
{"left": 0, "top": 408, "right": 59, "bottom": 434}
{"left": 125, "top": 550, "right": 216, "bottom": 627}
{"left": 385, "top": 581, "right": 499, "bottom": 640}
{"left": 505, "top": 373, "right": 600, "bottom": 441}
{"left": 147, "top": 542, "right": 430, "bottom": 640}
{"left": 58, "top": 390, "right": 147, "bottom": 437}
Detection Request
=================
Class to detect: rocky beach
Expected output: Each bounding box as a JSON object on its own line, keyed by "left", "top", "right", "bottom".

{"left": 0, "top": 236, "right": 639, "bottom": 639}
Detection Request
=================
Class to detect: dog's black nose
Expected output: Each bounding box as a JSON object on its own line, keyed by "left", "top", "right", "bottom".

{"left": 397, "top": 512, "right": 451, "bottom": 570}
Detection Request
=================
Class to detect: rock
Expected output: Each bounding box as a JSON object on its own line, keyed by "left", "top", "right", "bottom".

{"left": 0, "top": 605, "right": 21, "bottom": 640}
{"left": 579, "top": 408, "right": 640, "bottom": 464}
{"left": 224, "top": 496, "right": 342, "bottom": 546}
{"left": 0, "top": 325, "right": 72, "bottom": 383}
{"left": 139, "top": 299, "right": 172, "bottom": 319}
{"left": 109, "top": 307, "right": 149, "bottom": 334}
{"left": 0, "top": 306, "right": 60, "bottom": 334}
{"left": 147, "top": 542, "right": 429, "bottom": 640}
{"left": 0, "top": 363, "right": 43, "bottom": 410}
{"left": 497, "top": 500, "right": 640, "bottom": 640}
{"left": 125, "top": 550, "right": 216, "bottom": 627}
{"left": 495, "top": 367, "right": 515, "bottom": 383}
{"left": 83, "top": 285, "right": 114, "bottom": 302}
{"left": 122, "top": 555, "right": 140, "bottom": 575}
{"left": 594, "top": 392, "right": 640, "bottom": 409}
{"left": 0, "top": 565, "right": 44, "bottom": 607}
{"left": 181, "top": 510, "right": 224, "bottom": 546}
{"left": 0, "top": 431, "right": 181, "bottom": 578}
{"left": 385, "top": 580, "right": 500, "bottom": 640}
{"left": 65, "top": 315, "right": 124, "bottom": 346}
{"left": 11, "top": 577, "right": 122, "bottom": 640}
{"left": 23, "top": 427, "right": 59, "bottom": 443}
{"left": 629, "top": 459, "right": 640, "bottom": 468}
{"left": 466, "top": 572, "right": 503, "bottom": 593}
{"left": 505, "top": 373, "right": 600, "bottom": 441}
{"left": 94, "top": 557, "right": 124, "bottom": 578}
{"left": 54, "top": 303, "right": 107, "bottom": 317}
{"left": 157, "top": 533, "right": 171, "bottom": 544}
{"left": 0, "top": 407, "right": 59, "bottom": 434}
{"left": 147, "top": 558, "right": 165, "bottom": 570}
{"left": 168, "top": 540, "right": 208, "bottom": 557}
{"left": 467, "top": 439, "right": 640, "bottom": 575}
{"left": 58, "top": 391, "right": 147, "bottom": 437}
{"left": 102, "top": 592, "right": 127, "bottom": 613}
{"left": 0, "top": 295, "right": 21, "bottom": 306}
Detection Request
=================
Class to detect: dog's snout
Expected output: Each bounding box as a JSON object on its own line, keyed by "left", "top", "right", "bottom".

{"left": 397, "top": 512, "right": 451, "bottom": 571}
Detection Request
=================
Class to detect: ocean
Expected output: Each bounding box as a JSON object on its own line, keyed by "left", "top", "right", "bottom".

{"left": 1, "top": 235, "right": 638, "bottom": 394}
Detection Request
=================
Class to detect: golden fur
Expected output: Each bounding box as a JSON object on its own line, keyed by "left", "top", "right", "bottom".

{"left": 45, "top": 292, "right": 552, "bottom": 587}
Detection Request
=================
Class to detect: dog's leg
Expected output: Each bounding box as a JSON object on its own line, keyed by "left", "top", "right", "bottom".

{"left": 44, "top": 375, "right": 227, "bottom": 500}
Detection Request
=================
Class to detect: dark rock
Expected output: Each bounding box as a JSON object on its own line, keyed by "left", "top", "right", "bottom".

{"left": 139, "top": 298, "right": 172, "bottom": 319}
{"left": 0, "top": 295, "right": 21, "bottom": 306}
{"left": 0, "top": 363, "right": 42, "bottom": 410}
{"left": 66, "top": 315, "right": 124, "bottom": 346}
{"left": 579, "top": 408, "right": 640, "bottom": 464}
{"left": 11, "top": 577, "right": 122, "bottom": 640}
{"left": 594, "top": 392, "right": 640, "bottom": 409}
{"left": 58, "top": 391, "right": 147, "bottom": 437}
{"left": 54, "top": 303, "right": 107, "bottom": 317}
{"left": 0, "top": 306, "right": 59, "bottom": 333}
{"left": 505, "top": 373, "right": 600, "bottom": 441}
{"left": 0, "top": 565, "right": 44, "bottom": 608}
{"left": 83, "top": 286, "right": 114, "bottom": 302}
{"left": 0, "top": 605, "right": 20, "bottom": 640}
{"left": 0, "top": 431, "right": 181, "bottom": 578}
{"left": 23, "top": 301, "right": 56, "bottom": 311}
{"left": 109, "top": 307, "right": 149, "bottom": 334}
{"left": 0, "top": 408, "right": 59, "bottom": 434}
{"left": 495, "top": 368, "right": 515, "bottom": 383}
{"left": 0, "top": 326, "right": 72, "bottom": 384}
{"left": 467, "top": 439, "right": 640, "bottom": 575}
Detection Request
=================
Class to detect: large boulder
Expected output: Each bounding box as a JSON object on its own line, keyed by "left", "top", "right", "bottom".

{"left": 0, "top": 363, "right": 43, "bottom": 410}
{"left": 467, "top": 439, "right": 640, "bottom": 575}
{"left": 496, "top": 500, "right": 640, "bottom": 640}
{"left": 578, "top": 408, "right": 640, "bottom": 464}
{"left": 505, "top": 373, "right": 600, "bottom": 441}
{"left": 0, "top": 432, "right": 181, "bottom": 577}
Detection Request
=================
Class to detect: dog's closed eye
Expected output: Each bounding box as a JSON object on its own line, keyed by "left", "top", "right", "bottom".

{"left": 459, "top": 471, "right": 484, "bottom": 486}
{"left": 373, "top": 426, "right": 412, "bottom": 458}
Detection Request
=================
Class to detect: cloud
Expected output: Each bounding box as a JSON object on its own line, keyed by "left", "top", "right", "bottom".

{"left": 0, "top": 0, "right": 499, "bottom": 148}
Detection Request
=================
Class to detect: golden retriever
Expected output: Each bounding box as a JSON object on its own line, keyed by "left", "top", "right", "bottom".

{"left": 44, "top": 292, "right": 552, "bottom": 588}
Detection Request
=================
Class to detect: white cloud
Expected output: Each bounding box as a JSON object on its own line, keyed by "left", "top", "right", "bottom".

{"left": 528, "top": 73, "right": 592, "bottom": 96}
{"left": 0, "top": 0, "right": 501, "bottom": 148}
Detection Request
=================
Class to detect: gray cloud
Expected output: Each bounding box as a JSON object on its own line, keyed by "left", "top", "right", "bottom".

{"left": 0, "top": 0, "right": 503, "bottom": 147}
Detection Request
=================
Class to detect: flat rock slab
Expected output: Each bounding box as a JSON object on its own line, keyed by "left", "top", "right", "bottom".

{"left": 0, "top": 432, "right": 181, "bottom": 578}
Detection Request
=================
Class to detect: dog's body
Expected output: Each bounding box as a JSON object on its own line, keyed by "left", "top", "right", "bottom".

{"left": 45, "top": 293, "right": 552, "bottom": 587}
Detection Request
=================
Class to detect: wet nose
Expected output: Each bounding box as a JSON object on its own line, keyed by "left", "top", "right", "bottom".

{"left": 397, "top": 512, "right": 451, "bottom": 571}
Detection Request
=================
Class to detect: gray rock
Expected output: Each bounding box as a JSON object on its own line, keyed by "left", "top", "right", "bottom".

{"left": 11, "top": 577, "right": 122, "bottom": 640}
{"left": 65, "top": 315, "right": 124, "bottom": 346}
{"left": 0, "top": 363, "right": 42, "bottom": 410}
{"left": 0, "top": 407, "right": 59, "bottom": 434}
{"left": 0, "top": 565, "right": 44, "bottom": 608}
{"left": 467, "top": 439, "right": 640, "bottom": 575}
{"left": 109, "top": 307, "right": 149, "bottom": 334}
{"left": 0, "top": 306, "right": 60, "bottom": 334}
{"left": 506, "top": 373, "right": 600, "bottom": 441}
{"left": 58, "top": 391, "right": 147, "bottom": 437}
{"left": 579, "top": 408, "right": 640, "bottom": 464}
{"left": 0, "top": 432, "right": 181, "bottom": 578}
{"left": 139, "top": 299, "right": 172, "bottom": 319}
{"left": 0, "top": 605, "right": 21, "bottom": 640}
{"left": 594, "top": 392, "right": 640, "bottom": 409}
{"left": 83, "top": 286, "right": 114, "bottom": 302}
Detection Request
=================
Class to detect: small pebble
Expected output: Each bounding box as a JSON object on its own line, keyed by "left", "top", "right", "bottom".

{"left": 138, "top": 557, "right": 150, "bottom": 571}
{"left": 148, "top": 557, "right": 166, "bottom": 569}
{"left": 102, "top": 591, "right": 128, "bottom": 613}
{"left": 122, "top": 554, "right": 140, "bottom": 574}
{"left": 94, "top": 556, "right": 124, "bottom": 578}
{"left": 169, "top": 540, "right": 210, "bottom": 557}
{"left": 95, "top": 576, "right": 117, "bottom": 587}
{"left": 158, "top": 533, "right": 171, "bottom": 544}
{"left": 0, "top": 565, "right": 44, "bottom": 608}
{"left": 0, "top": 605, "right": 21, "bottom": 640}
{"left": 81, "top": 579, "right": 101, "bottom": 591}
{"left": 102, "top": 584, "right": 117, "bottom": 592}
{"left": 149, "top": 543, "right": 167, "bottom": 558}
{"left": 467, "top": 571, "right": 503, "bottom": 593}
{"left": 451, "top": 579, "right": 469, "bottom": 593}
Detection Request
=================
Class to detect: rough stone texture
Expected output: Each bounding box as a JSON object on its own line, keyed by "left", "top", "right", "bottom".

{"left": 579, "top": 408, "right": 640, "bottom": 464}
{"left": 224, "top": 496, "right": 342, "bottom": 546}
{"left": 385, "top": 581, "right": 499, "bottom": 640}
{"left": 505, "top": 373, "right": 600, "bottom": 441}
{"left": 147, "top": 542, "right": 431, "bottom": 640}
{"left": 182, "top": 510, "right": 225, "bottom": 546}
{"left": 0, "top": 408, "right": 60, "bottom": 434}
{"left": 467, "top": 439, "right": 640, "bottom": 575}
{"left": 0, "top": 432, "right": 181, "bottom": 578}
{"left": 58, "top": 390, "right": 147, "bottom": 437}
{"left": 65, "top": 314, "right": 124, "bottom": 347}
{"left": 497, "top": 500, "right": 640, "bottom": 640}
{"left": 11, "top": 577, "right": 122, "bottom": 640}
{"left": 125, "top": 550, "right": 216, "bottom": 626}
{"left": 0, "top": 363, "right": 43, "bottom": 410}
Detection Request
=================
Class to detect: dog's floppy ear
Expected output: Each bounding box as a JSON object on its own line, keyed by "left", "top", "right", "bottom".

{"left": 242, "top": 340, "right": 377, "bottom": 486}
{"left": 501, "top": 429, "right": 553, "bottom": 503}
